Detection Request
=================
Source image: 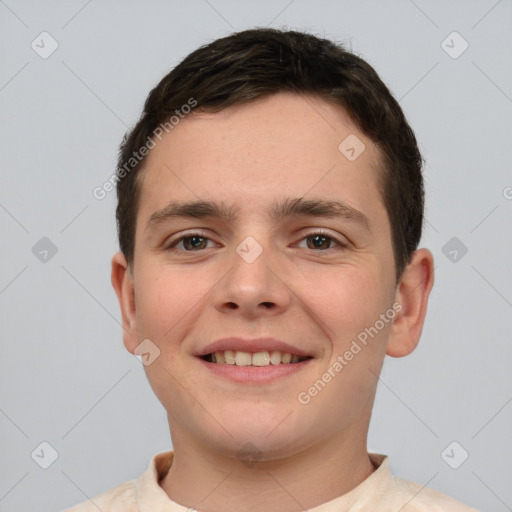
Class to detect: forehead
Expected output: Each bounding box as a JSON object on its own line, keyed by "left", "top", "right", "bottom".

{"left": 135, "top": 92, "right": 385, "bottom": 229}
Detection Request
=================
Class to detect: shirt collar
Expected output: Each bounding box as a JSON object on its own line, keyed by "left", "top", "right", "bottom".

{"left": 135, "top": 451, "right": 391, "bottom": 512}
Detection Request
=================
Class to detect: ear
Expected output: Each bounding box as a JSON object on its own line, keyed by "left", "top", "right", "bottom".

{"left": 111, "top": 251, "right": 139, "bottom": 354}
{"left": 386, "top": 248, "right": 435, "bottom": 358}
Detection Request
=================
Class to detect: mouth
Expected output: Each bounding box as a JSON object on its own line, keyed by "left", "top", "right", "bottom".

{"left": 194, "top": 337, "right": 315, "bottom": 383}
{"left": 200, "top": 350, "right": 313, "bottom": 366}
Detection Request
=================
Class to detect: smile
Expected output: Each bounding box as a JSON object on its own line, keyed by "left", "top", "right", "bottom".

{"left": 201, "top": 350, "right": 311, "bottom": 366}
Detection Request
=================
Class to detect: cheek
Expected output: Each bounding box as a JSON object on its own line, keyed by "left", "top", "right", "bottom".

{"left": 134, "top": 262, "right": 219, "bottom": 341}
{"left": 134, "top": 264, "right": 186, "bottom": 337}
{"left": 313, "top": 265, "right": 390, "bottom": 335}
{"left": 309, "top": 264, "right": 393, "bottom": 380}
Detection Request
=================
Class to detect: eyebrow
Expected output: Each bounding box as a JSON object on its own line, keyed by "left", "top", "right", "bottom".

{"left": 145, "top": 197, "right": 371, "bottom": 233}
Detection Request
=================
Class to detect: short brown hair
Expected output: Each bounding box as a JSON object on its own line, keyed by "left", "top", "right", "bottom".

{"left": 116, "top": 27, "right": 424, "bottom": 283}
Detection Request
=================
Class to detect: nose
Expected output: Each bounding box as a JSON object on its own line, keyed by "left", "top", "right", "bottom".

{"left": 213, "top": 237, "right": 292, "bottom": 319}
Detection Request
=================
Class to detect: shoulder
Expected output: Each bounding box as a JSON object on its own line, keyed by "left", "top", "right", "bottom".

{"left": 364, "top": 454, "right": 478, "bottom": 511}
{"left": 62, "top": 450, "right": 174, "bottom": 512}
{"left": 63, "top": 479, "right": 137, "bottom": 512}
{"left": 390, "top": 475, "right": 479, "bottom": 511}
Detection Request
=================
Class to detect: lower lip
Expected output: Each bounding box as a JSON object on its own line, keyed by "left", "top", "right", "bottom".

{"left": 196, "top": 357, "right": 313, "bottom": 383}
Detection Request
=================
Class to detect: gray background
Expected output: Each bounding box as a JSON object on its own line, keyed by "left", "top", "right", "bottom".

{"left": 1, "top": 1, "right": 511, "bottom": 511}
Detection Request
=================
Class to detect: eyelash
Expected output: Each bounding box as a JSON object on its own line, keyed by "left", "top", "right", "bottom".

{"left": 164, "top": 230, "right": 348, "bottom": 253}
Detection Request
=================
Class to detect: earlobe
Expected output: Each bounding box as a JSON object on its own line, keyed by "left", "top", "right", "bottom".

{"left": 111, "top": 252, "right": 138, "bottom": 354}
{"left": 386, "top": 248, "right": 435, "bottom": 358}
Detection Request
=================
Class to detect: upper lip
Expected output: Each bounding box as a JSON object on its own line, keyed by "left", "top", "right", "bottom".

{"left": 195, "top": 337, "right": 313, "bottom": 358}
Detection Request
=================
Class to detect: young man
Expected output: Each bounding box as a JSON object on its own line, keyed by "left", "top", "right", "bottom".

{"left": 67, "top": 28, "right": 477, "bottom": 511}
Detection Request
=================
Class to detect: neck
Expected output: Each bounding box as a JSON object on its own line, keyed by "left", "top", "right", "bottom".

{"left": 159, "top": 425, "right": 375, "bottom": 512}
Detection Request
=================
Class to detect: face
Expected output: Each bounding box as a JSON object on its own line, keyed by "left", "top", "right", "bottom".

{"left": 115, "top": 92, "right": 405, "bottom": 460}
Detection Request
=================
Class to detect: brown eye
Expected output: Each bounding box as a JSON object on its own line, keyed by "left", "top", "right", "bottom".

{"left": 181, "top": 235, "right": 209, "bottom": 251}
{"left": 297, "top": 232, "right": 347, "bottom": 251}
{"left": 306, "top": 234, "right": 334, "bottom": 250}
{"left": 166, "top": 232, "right": 215, "bottom": 252}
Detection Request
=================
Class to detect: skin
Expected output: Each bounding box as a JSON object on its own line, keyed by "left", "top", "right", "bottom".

{"left": 111, "top": 92, "right": 434, "bottom": 512}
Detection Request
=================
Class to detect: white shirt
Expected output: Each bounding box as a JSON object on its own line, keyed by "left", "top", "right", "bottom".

{"left": 65, "top": 450, "right": 478, "bottom": 511}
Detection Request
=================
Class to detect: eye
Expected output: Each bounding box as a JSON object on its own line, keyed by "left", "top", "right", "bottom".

{"left": 165, "top": 232, "right": 217, "bottom": 252}
{"left": 296, "top": 231, "right": 348, "bottom": 251}
{"left": 164, "top": 230, "right": 348, "bottom": 253}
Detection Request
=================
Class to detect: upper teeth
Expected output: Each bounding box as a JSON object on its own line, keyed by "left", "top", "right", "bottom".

{"left": 209, "top": 350, "right": 305, "bottom": 366}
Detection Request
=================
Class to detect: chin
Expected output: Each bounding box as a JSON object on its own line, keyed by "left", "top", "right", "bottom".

{"left": 211, "top": 409, "right": 314, "bottom": 459}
